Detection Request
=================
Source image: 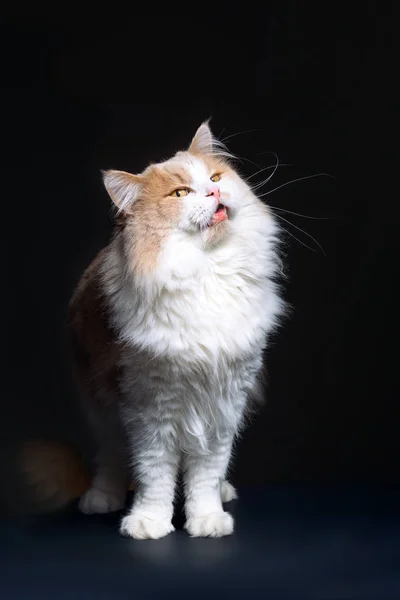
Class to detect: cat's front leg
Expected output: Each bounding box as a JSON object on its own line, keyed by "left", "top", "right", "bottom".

{"left": 183, "top": 435, "right": 235, "bottom": 538}
{"left": 119, "top": 426, "right": 180, "bottom": 540}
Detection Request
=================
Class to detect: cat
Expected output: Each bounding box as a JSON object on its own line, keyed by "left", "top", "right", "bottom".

{"left": 23, "top": 122, "right": 285, "bottom": 539}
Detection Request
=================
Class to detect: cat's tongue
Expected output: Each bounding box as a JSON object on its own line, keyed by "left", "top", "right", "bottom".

{"left": 210, "top": 204, "right": 228, "bottom": 226}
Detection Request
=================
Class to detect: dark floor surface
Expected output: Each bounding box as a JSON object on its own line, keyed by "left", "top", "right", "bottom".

{"left": 1, "top": 485, "right": 399, "bottom": 599}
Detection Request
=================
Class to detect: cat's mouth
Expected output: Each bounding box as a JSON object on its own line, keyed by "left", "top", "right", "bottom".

{"left": 209, "top": 204, "right": 228, "bottom": 227}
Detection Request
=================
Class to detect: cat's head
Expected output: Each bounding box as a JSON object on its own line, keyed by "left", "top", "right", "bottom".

{"left": 102, "top": 122, "right": 268, "bottom": 278}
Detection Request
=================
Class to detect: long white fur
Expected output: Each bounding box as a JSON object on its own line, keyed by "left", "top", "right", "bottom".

{"left": 81, "top": 124, "right": 284, "bottom": 539}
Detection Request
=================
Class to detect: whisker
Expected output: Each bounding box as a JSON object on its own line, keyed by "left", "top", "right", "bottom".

{"left": 248, "top": 151, "right": 279, "bottom": 187}
{"left": 259, "top": 151, "right": 279, "bottom": 186}
{"left": 280, "top": 227, "right": 318, "bottom": 253}
{"left": 217, "top": 127, "right": 227, "bottom": 139}
{"left": 274, "top": 213, "right": 326, "bottom": 255}
{"left": 246, "top": 152, "right": 284, "bottom": 192}
{"left": 246, "top": 163, "right": 293, "bottom": 182}
{"left": 259, "top": 173, "right": 334, "bottom": 198}
{"left": 257, "top": 150, "right": 283, "bottom": 156}
{"left": 220, "top": 128, "right": 266, "bottom": 143}
{"left": 269, "top": 205, "right": 333, "bottom": 220}
{"left": 214, "top": 141, "right": 262, "bottom": 169}
{"left": 235, "top": 155, "right": 263, "bottom": 169}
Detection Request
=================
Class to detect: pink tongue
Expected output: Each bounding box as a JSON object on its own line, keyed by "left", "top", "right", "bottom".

{"left": 211, "top": 207, "right": 227, "bottom": 225}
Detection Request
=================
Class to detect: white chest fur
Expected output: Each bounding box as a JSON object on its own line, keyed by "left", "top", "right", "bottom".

{"left": 106, "top": 204, "right": 283, "bottom": 366}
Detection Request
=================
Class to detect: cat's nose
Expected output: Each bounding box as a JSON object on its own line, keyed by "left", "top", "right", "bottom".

{"left": 206, "top": 185, "right": 220, "bottom": 201}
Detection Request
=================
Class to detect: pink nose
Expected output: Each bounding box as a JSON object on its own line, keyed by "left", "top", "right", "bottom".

{"left": 207, "top": 185, "right": 220, "bottom": 201}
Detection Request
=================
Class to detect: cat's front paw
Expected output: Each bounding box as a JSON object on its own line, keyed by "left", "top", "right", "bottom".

{"left": 79, "top": 487, "right": 126, "bottom": 514}
{"left": 120, "top": 513, "right": 175, "bottom": 540}
{"left": 185, "top": 511, "right": 234, "bottom": 538}
{"left": 220, "top": 480, "right": 238, "bottom": 503}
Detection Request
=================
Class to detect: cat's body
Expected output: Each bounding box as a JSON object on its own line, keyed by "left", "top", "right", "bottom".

{"left": 64, "top": 123, "right": 284, "bottom": 539}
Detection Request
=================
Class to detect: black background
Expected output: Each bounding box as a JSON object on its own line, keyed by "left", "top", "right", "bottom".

{"left": 2, "top": 3, "right": 397, "bottom": 513}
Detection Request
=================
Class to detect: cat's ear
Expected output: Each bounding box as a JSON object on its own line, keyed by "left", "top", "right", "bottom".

{"left": 188, "top": 121, "right": 214, "bottom": 155}
{"left": 102, "top": 170, "right": 143, "bottom": 212}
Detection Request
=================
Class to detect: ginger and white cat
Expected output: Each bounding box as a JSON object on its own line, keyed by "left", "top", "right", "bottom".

{"left": 33, "top": 123, "right": 285, "bottom": 539}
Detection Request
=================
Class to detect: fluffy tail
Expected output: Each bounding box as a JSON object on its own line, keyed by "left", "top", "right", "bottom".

{"left": 18, "top": 440, "right": 91, "bottom": 513}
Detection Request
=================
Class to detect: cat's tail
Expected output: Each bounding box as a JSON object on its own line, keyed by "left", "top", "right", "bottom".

{"left": 18, "top": 440, "right": 91, "bottom": 513}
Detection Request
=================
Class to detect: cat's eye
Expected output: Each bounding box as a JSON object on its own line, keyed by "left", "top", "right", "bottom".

{"left": 171, "top": 188, "right": 190, "bottom": 198}
{"left": 210, "top": 173, "right": 221, "bottom": 183}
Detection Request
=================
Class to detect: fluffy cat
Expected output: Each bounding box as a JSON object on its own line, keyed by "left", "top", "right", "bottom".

{"left": 24, "top": 122, "right": 285, "bottom": 539}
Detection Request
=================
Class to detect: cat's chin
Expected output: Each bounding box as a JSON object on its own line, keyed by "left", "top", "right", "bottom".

{"left": 201, "top": 219, "right": 231, "bottom": 249}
